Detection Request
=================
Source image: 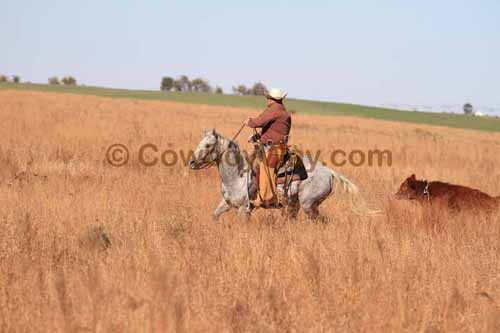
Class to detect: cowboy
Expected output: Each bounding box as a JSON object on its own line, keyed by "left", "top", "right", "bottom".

{"left": 245, "top": 88, "right": 291, "bottom": 207}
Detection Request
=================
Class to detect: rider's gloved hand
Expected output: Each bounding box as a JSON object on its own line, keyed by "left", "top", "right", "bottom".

{"left": 248, "top": 133, "right": 261, "bottom": 143}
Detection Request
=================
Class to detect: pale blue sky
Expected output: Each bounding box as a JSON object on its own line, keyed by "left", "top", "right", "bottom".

{"left": 2, "top": 0, "right": 499, "bottom": 107}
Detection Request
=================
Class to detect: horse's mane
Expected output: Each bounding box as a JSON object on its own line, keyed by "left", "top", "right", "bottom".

{"left": 214, "top": 131, "right": 240, "bottom": 152}
{"left": 214, "top": 131, "right": 250, "bottom": 174}
{"left": 227, "top": 138, "right": 239, "bottom": 151}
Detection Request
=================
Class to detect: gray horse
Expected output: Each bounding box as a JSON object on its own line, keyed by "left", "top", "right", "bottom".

{"left": 188, "top": 129, "right": 369, "bottom": 220}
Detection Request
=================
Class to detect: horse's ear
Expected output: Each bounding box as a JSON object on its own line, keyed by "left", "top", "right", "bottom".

{"left": 212, "top": 128, "right": 216, "bottom": 135}
{"left": 410, "top": 174, "right": 416, "bottom": 180}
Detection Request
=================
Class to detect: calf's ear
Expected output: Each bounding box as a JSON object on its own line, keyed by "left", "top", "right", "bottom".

{"left": 410, "top": 174, "right": 416, "bottom": 180}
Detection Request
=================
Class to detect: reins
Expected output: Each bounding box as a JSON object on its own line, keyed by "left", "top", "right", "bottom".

{"left": 194, "top": 122, "right": 279, "bottom": 204}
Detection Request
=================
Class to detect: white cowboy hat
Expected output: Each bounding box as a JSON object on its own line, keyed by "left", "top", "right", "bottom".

{"left": 267, "top": 88, "right": 287, "bottom": 100}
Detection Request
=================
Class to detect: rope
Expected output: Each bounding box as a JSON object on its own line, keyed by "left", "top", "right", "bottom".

{"left": 423, "top": 181, "right": 431, "bottom": 204}
{"left": 231, "top": 122, "right": 246, "bottom": 142}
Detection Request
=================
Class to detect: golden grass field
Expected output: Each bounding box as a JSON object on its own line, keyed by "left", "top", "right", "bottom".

{"left": 1, "top": 90, "right": 500, "bottom": 332}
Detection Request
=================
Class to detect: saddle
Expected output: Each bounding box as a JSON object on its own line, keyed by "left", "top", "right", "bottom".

{"left": 275, "top": 150, "right": 308, "bottom": 185}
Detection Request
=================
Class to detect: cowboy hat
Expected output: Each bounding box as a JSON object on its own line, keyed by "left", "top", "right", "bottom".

{"left": 266, "top": 88, "right": 287, "bottom": 100}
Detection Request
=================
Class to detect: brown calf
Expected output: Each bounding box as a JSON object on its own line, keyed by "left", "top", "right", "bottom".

{"left": 396, "top": 174, "right": 500, "bottom": 213}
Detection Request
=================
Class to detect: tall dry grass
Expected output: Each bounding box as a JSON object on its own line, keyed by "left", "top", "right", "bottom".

{"left": 1, "top": 90, "right": 500, "bottom": 332}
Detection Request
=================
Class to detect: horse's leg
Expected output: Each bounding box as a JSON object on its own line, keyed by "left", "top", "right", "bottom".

{"left": 238, "top": 205, "right": 251, "bottom": 221}
{"left": 213, "top": 199, "right": 231, "bottom": 221}
{"left": 303, "top": 204, "right": 328, "bottom": 224}
{"left": 281, "top": 181, "right": 300, "bottom": 221}
{"left": 283, "top": 194, "right": 299, "bottom": 221}
{"left": 303, "top": 204, "right": 318, "bottom": 220}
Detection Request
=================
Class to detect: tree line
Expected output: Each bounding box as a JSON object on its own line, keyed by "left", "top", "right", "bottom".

{"left": 1, "top": 73, "right": 482, "bottom": 117}
{"left": 161, "top": 75, "right": 269, "bottom": 96}
{"left": 161, "top": 75, "right": 218, "bottom": 93}
{"left": 0, "top": 74, "right": 79, "bottom": 86}
{"left": 231, "top": 82, "right": 268, "bottom": 96}
{"left": 48, "top": 76, "right": 77, "bottom": 85}
{"left": 0, "top": 74, "right": 21, "bottom": 83}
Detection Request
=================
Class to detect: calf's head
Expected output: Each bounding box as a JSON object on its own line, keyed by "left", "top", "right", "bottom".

{"left": 396, "top": 174, "right": 427, "bottom": 200}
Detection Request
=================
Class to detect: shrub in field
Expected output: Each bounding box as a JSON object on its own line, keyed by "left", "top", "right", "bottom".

{"left": 61, "top": 76, "right": 77, "bottom": 86}
{"left": 215, "top": 86, "right": 223, "bottom": 94}
{"left": 48, "top": 76, "right": 60, "bottom": 85}
{"left": 0, "top": 74, "right": 8, "bottom": 83}
{"left": 12, "top": 75, "right": 20, "bottom": 83}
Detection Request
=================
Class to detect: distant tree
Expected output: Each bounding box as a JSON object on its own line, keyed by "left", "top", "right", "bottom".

{"left": 191, "top": 78, "right": 202, "bottom": 92}
{"left": 48, "top": 76, "right": 60, "bottom": 85}
{"left": 215, "top": 86, "right": 223, "bottom": 94}
{"left": 161, "top": 76, "right": 174, "bottom": 91}
{"left": 12, "top": 75, "right": 20, "bottom": 83}
{"left": 202, "top": 82, "right": 212, "bottom": 93}
{"left": 463, "top": 103, "right": 473, "bottom": 115}
{"left": 0, "top": 75, "right": 8, "bottom": 83}
{"left": 191, "top": 78, "right": 212, "bottom": 93}
{"left": 250, "top": 82, "right": 268, "bottom": 96}
{"left": 178, "top": 75, "right": 192, "bottom": 92}
{"left": 173, "top": 80, "right": 183, "bottom": 92}
{"left": 232, "top": 84, "right": 250, "bottom": 95}
{"left": 61, "top": 76, "right": 77, "bottom": 85}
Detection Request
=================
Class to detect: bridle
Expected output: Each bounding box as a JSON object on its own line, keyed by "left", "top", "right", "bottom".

{"left": 191, "top": 123, "right": 247, "bottom": 170}
{"left": 191, "top": 137, "right": 223, "bottom": 170}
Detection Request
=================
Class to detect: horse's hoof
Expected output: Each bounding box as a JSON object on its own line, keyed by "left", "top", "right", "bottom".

{"left": 246, "top": 202, "right": 255, "bottom": 212}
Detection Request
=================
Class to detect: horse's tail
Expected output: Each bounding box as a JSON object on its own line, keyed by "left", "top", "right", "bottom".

{"left": 330, "top": 170, "right": 381, "bottom": 216}
{"left": 330, "top": 170, "right": 359, "bottom": 195}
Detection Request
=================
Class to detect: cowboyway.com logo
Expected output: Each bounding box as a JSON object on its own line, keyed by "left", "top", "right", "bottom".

{"left": 106, "top": 143, "right": 393, "bottom": 170}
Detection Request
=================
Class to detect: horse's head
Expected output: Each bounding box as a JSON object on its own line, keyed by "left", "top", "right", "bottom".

{"left": 395, "top": 174, "right": 426, "bottom": 200}
{"left": 188, "top": 129, "right": 222, "bottom": 170}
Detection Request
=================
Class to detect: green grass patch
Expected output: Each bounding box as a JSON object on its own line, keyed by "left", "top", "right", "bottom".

{"left": 2, "top": 82, "right": 499, "bottom": 132}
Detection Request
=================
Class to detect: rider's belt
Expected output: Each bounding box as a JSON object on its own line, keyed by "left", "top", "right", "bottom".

{"left": 264, "top": 139, "right": 288, "bottom": 147}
